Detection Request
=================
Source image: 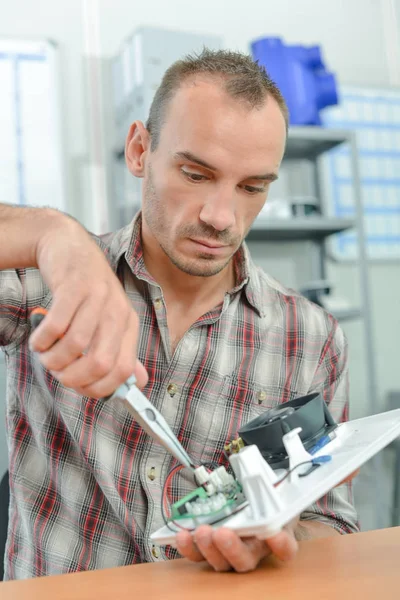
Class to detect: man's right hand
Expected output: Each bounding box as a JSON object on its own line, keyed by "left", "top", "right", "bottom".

{"left": 29, "top": 214, "right": 148, "bottom": 398}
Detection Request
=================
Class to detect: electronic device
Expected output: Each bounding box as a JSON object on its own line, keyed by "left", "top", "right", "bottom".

{"left": 151, "top": 395, "right": 400, "bottom": 546}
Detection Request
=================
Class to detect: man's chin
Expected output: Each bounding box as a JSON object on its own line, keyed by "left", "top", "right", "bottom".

{"left": 171, "top": 255, "right": 230, "bottom": 278}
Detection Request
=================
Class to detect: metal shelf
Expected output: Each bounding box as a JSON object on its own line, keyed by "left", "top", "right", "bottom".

{"left": 285, "top": 127, "right": 351, "bottom": 160}
{"left": 246, "top": 217, "right": 354, "bottom": 242}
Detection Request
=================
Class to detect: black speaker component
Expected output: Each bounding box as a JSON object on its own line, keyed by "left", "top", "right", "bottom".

{"left": 238, "top": 392, "right": 338, "bottom": 469}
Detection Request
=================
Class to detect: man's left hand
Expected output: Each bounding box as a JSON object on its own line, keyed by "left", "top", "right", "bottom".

{"left": 175, "top": 520, "right": 299, "bottom": 573}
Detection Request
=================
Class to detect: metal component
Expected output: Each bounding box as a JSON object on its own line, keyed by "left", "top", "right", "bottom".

{"left": 167, "top": 383, "right": 178, "bottom": 397}
{"left": 225, "top": 437, "right": 245, "bottom": 456}
{"left": 105, "top": 375, "right": 195, "bottom": 471}
{"left": 256, "top": 390, "right": 267, "bottom": 404}
{"left": 148, "top": 466, "right": 156, "bottom": 481}
{"left": 246, "top": 216, "right": 354, "bottom": 242}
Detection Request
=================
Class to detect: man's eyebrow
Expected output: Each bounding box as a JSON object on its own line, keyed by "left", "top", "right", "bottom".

{"left": 174, "top": 151, "right": 216, "bottom": 171}
{"left": 174, "top": 150, "right": 278, "bottom": 182}
{"left": 247, "top": 173, "right": 278, "bottom": 183}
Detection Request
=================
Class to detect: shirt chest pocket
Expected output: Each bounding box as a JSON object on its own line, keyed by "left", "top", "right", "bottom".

{"left": 198, "top": 376, "right": 283, "bottom": 465}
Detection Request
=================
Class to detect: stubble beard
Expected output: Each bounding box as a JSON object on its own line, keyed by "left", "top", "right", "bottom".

{"left": 143, "top": 166, "right": 242, "bottom": 277}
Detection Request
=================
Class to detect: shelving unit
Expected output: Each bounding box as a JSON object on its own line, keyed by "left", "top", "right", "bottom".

{"left": 283, "top": 126, "right": 352, "bottom": 159}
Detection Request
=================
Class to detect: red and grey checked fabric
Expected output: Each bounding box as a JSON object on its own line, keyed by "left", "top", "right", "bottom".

{"left": 0, "top": 213, "right": 358, "bottom": 579}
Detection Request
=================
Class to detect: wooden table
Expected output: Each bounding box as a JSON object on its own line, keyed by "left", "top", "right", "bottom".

{"left": 1, "top": 527, "right": 399, "bottom": 600}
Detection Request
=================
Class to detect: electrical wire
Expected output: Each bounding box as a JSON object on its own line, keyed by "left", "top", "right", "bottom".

{"left": 273, "top": 456, "right": 331, "bottom": 488}
{"left": 161, "top": 464, "right": 185, "bottom": 531}
{"left": 161, "top": 461, "right": 241, "bottom": 533}
{"left": 161, "top": 457, "right": 331, "bottom": 532}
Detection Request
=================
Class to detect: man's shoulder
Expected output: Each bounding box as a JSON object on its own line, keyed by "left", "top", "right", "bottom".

{"left": 252, "top": 264, "right": 340, "bottom": 338}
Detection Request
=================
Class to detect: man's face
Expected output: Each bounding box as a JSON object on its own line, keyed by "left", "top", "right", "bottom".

{"left": 141, "top": 78, "right": 286, "bottom": 277}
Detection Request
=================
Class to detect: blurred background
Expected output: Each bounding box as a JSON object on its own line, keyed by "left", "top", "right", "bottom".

{"left": 1, "top": 0, "right": 400, "bottom": 534}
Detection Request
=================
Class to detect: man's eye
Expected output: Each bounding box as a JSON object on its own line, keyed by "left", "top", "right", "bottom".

{"left": 181, "top": 169, "right": 207, "bottom": 182}
{"left": 242, "top": 185, "right": 265, "bottom": 194}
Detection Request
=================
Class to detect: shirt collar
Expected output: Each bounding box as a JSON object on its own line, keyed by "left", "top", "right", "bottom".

{"left": 107, "top": 212, "right": 264, "bottom": 316}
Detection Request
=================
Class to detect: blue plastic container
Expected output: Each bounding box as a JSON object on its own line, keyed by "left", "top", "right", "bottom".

{"left": 251, "top": 37, "right": 338, "bottom": 126}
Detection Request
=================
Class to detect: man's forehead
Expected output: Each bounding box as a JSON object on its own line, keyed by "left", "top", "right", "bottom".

{"left": 171, "top": 75, "right": 243, "bottom": 109}
{"left": 167, "top": 78, "right": 285, "bottom": 134}
{"left": 158, "top": 77, "right": 286, "bottom": 166}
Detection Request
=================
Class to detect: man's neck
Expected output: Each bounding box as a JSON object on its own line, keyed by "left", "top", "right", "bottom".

{"left": 141, "top": 231, "right": 236, "bottom": 309}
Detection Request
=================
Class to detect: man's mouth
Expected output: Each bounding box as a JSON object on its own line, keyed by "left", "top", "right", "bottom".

{"left": 189, "top": 239, "right": 229, "bottom": 254}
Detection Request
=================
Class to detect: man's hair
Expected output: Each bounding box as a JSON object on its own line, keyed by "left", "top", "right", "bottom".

{"left": 145, "top": 47, "right": 289, "bottom": 151}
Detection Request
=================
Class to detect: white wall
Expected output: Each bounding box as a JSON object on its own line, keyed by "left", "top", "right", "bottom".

{"left": 98, "top": 0, "right": 394, "bottom": 86}
{"left": 0, "top": 0, "right": 399, "bottom": 444}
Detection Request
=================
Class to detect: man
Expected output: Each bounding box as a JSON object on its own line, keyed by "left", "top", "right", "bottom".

{"left": 0, "top": 49, "right": 358, "bottom": 579}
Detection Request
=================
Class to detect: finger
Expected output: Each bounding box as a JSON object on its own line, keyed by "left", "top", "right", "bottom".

{"left": 193, "top": 526, "right": 232, "bottom": 572}
{"left": 78, "top": 317, "right": 143, "bottom": 398}
{"left": 37, "top": 295, "right": 107, "bottom": 372}
{"left": 175, "top": 530, "right": 204, "bottom": 562}
{"left": 76, "top": 337, "right": 146, "bottom": 399}
{"left": 212, "top": 528, "right": 267, "bottom": 573}
{"left": 265, "top": 529, "right": 299, "bottom": 562}
{"left": 51, "top": 310, "right": 135, "bottom": 393}
{"left": 52, "top": 316, "right": 139, "bottom": 398}
{"left": 29, "top": 292, "right": 85, "bottom": 352}
{"left": 132, "top": 358, "right": 148, "bottom": 390}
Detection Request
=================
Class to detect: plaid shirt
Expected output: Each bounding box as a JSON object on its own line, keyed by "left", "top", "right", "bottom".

{"left": 0, "top": 213, "right": 358, "bottom": 580}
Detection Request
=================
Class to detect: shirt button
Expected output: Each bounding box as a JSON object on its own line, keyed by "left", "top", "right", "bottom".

{"left": 147, "top": 466, "right": 156, "bottom": 481}
{"left": 154, "top": 298, "right": 163, "bottom": 310}
{"left": 151, "top": 545, "right": 160, "bottom": 559}
{"left": 257, "top": 390, "right": 267, "bottom": 404}
{"left": 167, "top": 383, "right": 178, "bottom": 397}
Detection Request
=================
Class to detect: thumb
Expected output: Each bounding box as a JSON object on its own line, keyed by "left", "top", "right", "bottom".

{"left": 134, "top": 359, "right": 148, "bottom": 389}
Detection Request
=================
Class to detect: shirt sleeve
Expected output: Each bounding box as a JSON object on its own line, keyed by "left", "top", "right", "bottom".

{"left": 0, "top": 268, "right": 48, "bottom": 348}
{"left": 300, "top": 317, "right": 360, "bottom": 534}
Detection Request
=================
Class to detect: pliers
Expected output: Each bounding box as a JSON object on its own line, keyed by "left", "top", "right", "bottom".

{"left": 30, "top": 308, "right": 196, "bottom": 471}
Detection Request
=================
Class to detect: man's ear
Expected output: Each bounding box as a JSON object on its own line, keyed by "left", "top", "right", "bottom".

{"left": 125, "top": 121, "right": 150, "bottom": 177}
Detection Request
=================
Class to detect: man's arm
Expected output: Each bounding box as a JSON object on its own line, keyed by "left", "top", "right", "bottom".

{"left": 295, "top": 519, "right": 340, "bottom": 541}
{"left": 0, "top": 204, "right": 63, "bottom": 347}
{"left": 0, "top": 204, "right": 65, "bottom": 270}
{"left": 0, "top": 203, "right": 147, "bottom": 395}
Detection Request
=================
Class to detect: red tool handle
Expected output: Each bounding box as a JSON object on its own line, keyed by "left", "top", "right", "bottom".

{"left": 30, "top": 307, "right": 49, "bottom": 331}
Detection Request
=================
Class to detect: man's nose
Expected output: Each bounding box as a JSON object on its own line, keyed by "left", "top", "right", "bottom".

{"left": 199, "top": 186, "right": 236, "bottom": 232}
